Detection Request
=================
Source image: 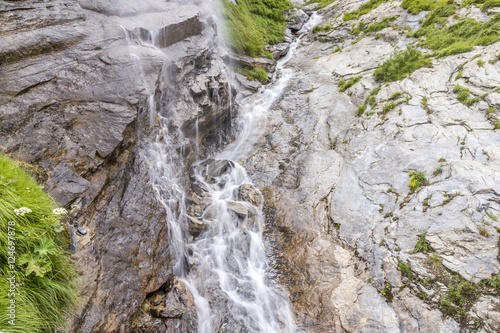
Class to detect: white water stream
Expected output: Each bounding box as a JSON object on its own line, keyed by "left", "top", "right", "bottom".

{"left": 124, "top": 8, "right": 321, "bottom": 333}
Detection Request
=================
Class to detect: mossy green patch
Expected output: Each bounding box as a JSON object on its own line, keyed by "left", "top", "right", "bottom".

{"left": 0, "top": 153, "right": 79, "bottom": 333}
{"left": 221, "top": 0, "right": 292, "bottom": 56}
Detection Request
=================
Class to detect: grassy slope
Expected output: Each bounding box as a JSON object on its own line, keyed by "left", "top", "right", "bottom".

{"left": 221, "top": 0, "right": 293, "bottom": 57}
{"left": 0, "top": 154, "right": 78, "bottom": 332}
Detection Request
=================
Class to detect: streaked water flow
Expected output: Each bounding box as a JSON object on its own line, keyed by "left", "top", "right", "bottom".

{"left": 124, "top": 8, "right": 321, "bottom": 333}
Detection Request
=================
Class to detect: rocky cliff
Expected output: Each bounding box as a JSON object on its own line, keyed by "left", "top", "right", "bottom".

{"left": 0, "top": 0, "right": 235, "bottom": 331}
{"left": 240, "top": 0, "right": 500, "bottom": 332}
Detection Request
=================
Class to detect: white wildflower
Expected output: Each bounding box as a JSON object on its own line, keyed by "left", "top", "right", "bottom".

{"left": 14, "top": 207, "right": 32, "bottom": 216}
{"left": 52, "top": 208, "right": 68, "bottom": 215}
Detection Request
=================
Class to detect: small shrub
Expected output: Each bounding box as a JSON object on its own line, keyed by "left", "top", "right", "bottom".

{"left": 408, "top": 171, "right": 428, "bottom": 192}
{"left": 433, "top": 167, "right": 443, "bottom": 176}
{"left": 374, "top": 46, "right": 432, "bottom": 82}
{"left": 477, "top": 59, "right": 485, "bottom": 67}
{"left": 438, "top": 158, "right": 447, "bottom": 162}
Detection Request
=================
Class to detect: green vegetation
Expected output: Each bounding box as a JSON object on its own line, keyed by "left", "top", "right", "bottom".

{"left": 389, "top": 92, "right": 404, "bottom": 100}
{"left": 413, "top": 233, "right": 432, "bottom": 253}
{"left": 374, "top": 46, "right": 432, "bottom": 82}
{"left": 481, "top": 0, "right": 500, "bottom": 12}
{"left": 380, "top": 284, "right": 393, "bottom": 300}
{"left": 402, "top": 0, "right": 450, "bottom": 15}
{"left": 221, "top": 0, "right": 292, "bottom": 56}
{"left": 462, "top": 0, "right": 500, "bottom": 12}
{"left": 440, "top": 279, "right": 479, "bottom": 319}
{"left": 238, "top": 67, "right": 269, "bottom": 83}
{"left": 382, "top": 102, "right": 397, "bottom": 113}
{"left": 398, "top": 260, "right": 415, "bottom": 280}
{"left": 429, "top": 254, "right": 442, "bottom": 269}
{"left": 408, "top": 171, "right": 428, "bottom": 192}
{"left": 353, "top": 16, "right": 398, "bottom": 35}
{"left": 312, "top": 25, "right": 332, "bottom": 33}
{"left": 0, "top": 153, "right": 78, "bottom": 332}
{"left": 338, "top": 76, "right": 362, "bottom": 92}
{"left": 306, "top": 0, "right": 337, "bottom": 10}
{"left": 414, "top": 13, "right": 500, "bottom": 58}
{"left": 433, "top": 167, "right": 443, "bottom": 176}
{"left": 357, "top": 85, "right": 381, "bottom": 116}
{"left": 343, "top": 0, "right": 388, "bottom": 21}
{"left": 453, "top": 85, "right": 480, "bottom": 106}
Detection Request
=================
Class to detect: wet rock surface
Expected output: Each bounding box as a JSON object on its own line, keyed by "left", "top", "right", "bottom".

{"left": 0, "top": 0, "right": 234, "bottom": 331}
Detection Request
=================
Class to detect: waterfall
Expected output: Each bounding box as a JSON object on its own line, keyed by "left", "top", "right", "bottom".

{"left": 122, "top": 3, "right": 321, "bottom": 332}
{"left": 179, "top": 11, "right": 322, "bottom": 333}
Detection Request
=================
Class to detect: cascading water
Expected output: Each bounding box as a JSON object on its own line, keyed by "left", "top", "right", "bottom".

{"left": 179, "top": 12, "right": 323, "bottom": 333}
{"left": 123, "top": 5, "right": 321, "bottom": 332}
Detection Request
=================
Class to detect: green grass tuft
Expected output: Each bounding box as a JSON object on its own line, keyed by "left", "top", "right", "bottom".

{"left": 238, "top": 67, "right": 269, "bottom": 83}
{"left": 453, "top": 85, "right": 480, "bottom": 106}
{"left": 338, "top": 76, "right": 362, "bottom": 92}
{"left": 413, "top": 233, "right": 432, "bottom": 253}
{"left": 374, "top": 46, "right": 432, "bottom": 82}
{"left": 0, "top": 153, "right": 79, "bottom": 332}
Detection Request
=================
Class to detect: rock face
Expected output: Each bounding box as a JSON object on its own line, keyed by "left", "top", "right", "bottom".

{"left": 240, "top": 0, "right": 500, "bottom": 332}
{"left": 0, "top": 0, "right": 235, "bottom": 331}
{"left": 4, "top": 0, "right": 500, "bottom": 332}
